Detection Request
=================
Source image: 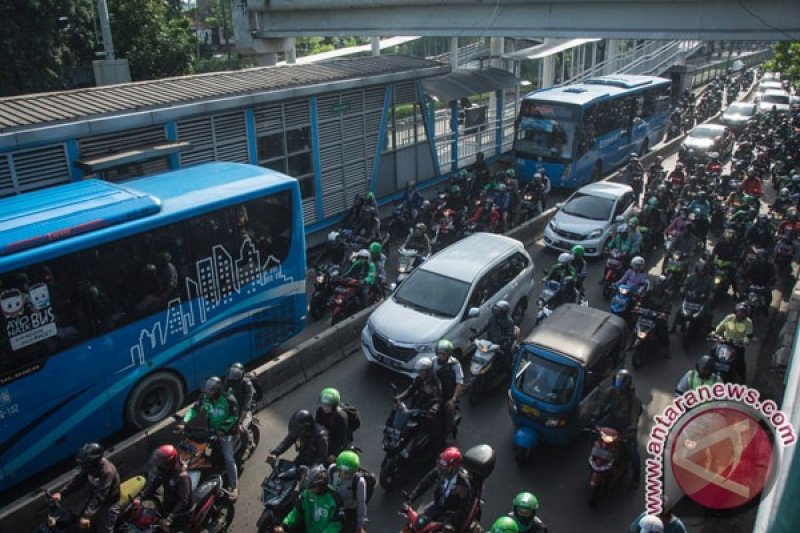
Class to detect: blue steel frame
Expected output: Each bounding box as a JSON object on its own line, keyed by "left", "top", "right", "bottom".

{"left": 369, "top": 85, "right": 393, "bottom": 194}
{"left": 309, "top": 96, "right": 324, "bottom": 221}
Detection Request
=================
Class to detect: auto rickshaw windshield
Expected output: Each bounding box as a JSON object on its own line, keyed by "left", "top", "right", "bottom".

{"left": 515, "top": 350, "right": 579, "bottom": 405}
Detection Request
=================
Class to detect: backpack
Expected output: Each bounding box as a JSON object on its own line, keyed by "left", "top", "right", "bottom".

{"left": 351, "top": 469, "right": 377, "bottom": 504}
{"left": 246, "top": 372, "right": 264, "bottom": 404}
{"left": 340, "top": 403, "right": 361, "bottom": 440}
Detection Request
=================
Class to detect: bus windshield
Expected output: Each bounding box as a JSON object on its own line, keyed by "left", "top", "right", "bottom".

{"left": 515, "top": 101, "right": 579, "bottom": 161}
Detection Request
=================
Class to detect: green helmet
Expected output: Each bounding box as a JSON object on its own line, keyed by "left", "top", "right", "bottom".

{"left": 571, "top": 245, "right": 585, "bottom": 259}
{"left": 647, "top": 196, "right": 658, "bottom": 208}
{"left": 335, "top": 450, "right": 360, "bottom": 474}
{"left": 506, "top": 168, "right": 516, "bottom": 178}
{"left": 628, "top": 216, "right": 639, "bottom": 227}
{"left": 742, "top": 194, "right": 756, "bottom": 204}
{"left": 319, "top": 387, "right": 341, "bottom": 407}
{"left": 458, "top": 169, "right": 468, "bottom": 178}
{"left": 365, "top": 192, "right": 375, "bottom": 201}
{"left": 513, "top": 492, "right": 540, "bottom": 511}
{"left": 490, "top": 516, "right": 519, "bottom": 533}
{"left": 369, "top": 242, "right": 382, "bottom": 254}
{"left": 435, "top": 339, "right": 454, "bottom": 356}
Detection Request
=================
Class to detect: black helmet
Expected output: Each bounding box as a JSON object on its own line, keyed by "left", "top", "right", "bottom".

{"left": 303, "top": 464, "right": 329, "bottom": 490}
{"left": 696, "top": 355, "right": 715, "bottom": 377}
{"left": 612, "top": 368, "right": 632, "bottom": 391}
{"left": 289, "top": 409, "right": 315, "bottom": 435}
{"left": 76, "top": 443, "right": 104, "bottom": 472}
{"left": 201, "top": 376, "right": 222, "bottom": 397}
{"left": 226, "top": 362, "right": 245, "bottom": 382}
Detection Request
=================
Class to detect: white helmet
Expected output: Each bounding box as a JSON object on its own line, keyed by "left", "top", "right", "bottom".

{"left": 357, "top": 249, "right": 370, "bottom": 259}
{"left": 638, "top": 515, "right": 664, "bottom": 533}
{"left": 327, "top": 231, "right": 340, "bottom": 243}
{"left": 558, "top": 252, "right": 574, "bottom": 265}
{"left": 631, "top": 256, "right": 645, "bottom": 268}
{"left": 414, "top": 357, "right": 433, "bottom": 373}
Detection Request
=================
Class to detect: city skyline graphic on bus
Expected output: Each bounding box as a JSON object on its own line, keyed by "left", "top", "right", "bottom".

{"left": 129, "top": 238, "right": 289, "bottom": 367}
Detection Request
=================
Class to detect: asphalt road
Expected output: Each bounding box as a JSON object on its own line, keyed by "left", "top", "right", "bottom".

{"left": 228, "top": 145, "right": 774, "bottom": 532}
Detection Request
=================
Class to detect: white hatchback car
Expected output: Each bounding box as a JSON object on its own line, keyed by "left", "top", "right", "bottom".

{"left": 757, "top": 89, "right": 792, "bottom": 115}
{"left": 542, "top": 181, "right": 635, "bottom": 257}
{"left": 362, "top": 233, "right": 535, "bottom": 376}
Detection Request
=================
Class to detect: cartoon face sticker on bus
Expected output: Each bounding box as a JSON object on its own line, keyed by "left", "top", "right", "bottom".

{"left": 1, "top": 288, "right": 25, "bottom": 318}
{"left": 28, "top": 283, "right": 51, "bottom": 310}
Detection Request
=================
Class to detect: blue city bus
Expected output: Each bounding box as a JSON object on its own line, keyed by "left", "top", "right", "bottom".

{"left": 0, "top": 162, "right": 306, "bottom": 491}
{"left": 513, "top": 75, "right": 672, "bottom": 187}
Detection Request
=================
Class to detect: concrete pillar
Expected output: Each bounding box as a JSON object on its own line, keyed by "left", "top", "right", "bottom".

{"left": 371, "top": 36, "right": 380, "bottom": 56}
{"left": 286, "top": 37, "right": 297, "bottom": 64}
{"left": 590, "top": 41, "right": 597, "bottom": 71}
{"left": 490, "top": 37, "right": 505, "bottom": 70}
{"left": 541, "top": 43, "right": 556, "bottom": 88}
{"left": 604, "top": 39, "right": 620, "bottom": 75}
{"left": 450, "top": 37, "right": 459, "bottom": 69}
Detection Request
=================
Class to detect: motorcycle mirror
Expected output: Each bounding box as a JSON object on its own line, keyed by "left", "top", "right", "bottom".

{"left": 555, "top": 202, "right": 565, "bottom": 210}
{"left": 467, "top": 307, "right": 480, "bottom": 319}
{"left": 389, "top": 283, "right": 397, "bottom": 291}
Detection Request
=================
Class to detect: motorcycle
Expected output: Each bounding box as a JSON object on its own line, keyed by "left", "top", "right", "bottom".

{"left": 256, "top": 458, "right": 305, "bottom": 533}
{"left": 329, "top": 277, "right": 379, "bottom": 325}
{"left": 431, "top": 209, "right": 460, "bottom": 252}
{"left": 518, "top": 191, "right": 541, "bottom": 223}
{"left": 396, "top": 248, "right": 427, "bottom": 284}
{"left": 609, "top": 283, "right": 641, "bottom": 320}
{"left": 627, "top": 307, "right": 668, "bottom": 369}
{"left": 712, "top": 258, "right": 736, "bottom": 302}
{"left": 121, "top": 475, "right": 235, "bottom": 533}
{"left": 380, "top": 399, "right": 461, "bottom": 490}
{"left": 586, "top": 426, "right": 629, "bottom": 506}
{"left": 176, "top": 424, "right": 260, "bottom": 491}
{"left": 389, "top": 202, "right": 415, "bottom": 243}
{"left": 400, "top": 444, "right": 495, "bottom": 533}
{"left": 535, "top": 279, "right": 585, "bottom": 325}
{"left": 601, "top": 249, "right": 627, "bottom": 300}
{"left": 309, "top": 263, "right": 341, "bottom": 320}
{"left": 667, "top": 120, "right": 682, "bottom": 140}
{"left": 709, "top": 333, "right": 745, "bottom": 383}
{"left": 675, "top": 290, "right": 710, "bottom": 351}
{"left": 743, "top": 284, "right": 770, "bottom": 317}
{"left": 663, "top": 250, "right": 689, "bottom": 296}
{"left": 467, "top": 331, "right": 519, "bottom": 406}
{"left": 775, "top": 236, "right": 795, "bottom": 284}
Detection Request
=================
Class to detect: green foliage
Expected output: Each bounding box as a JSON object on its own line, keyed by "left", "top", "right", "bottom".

{"left": 107, "top": 0, "right": 198, "bottom": 81}
{"left": 0, "top": 0, "right": 95, "bottom": 96}
{"left": 763, "top": 42, "right": 800, "bottom": 88}
{"left": 296, "top": 36, "right": 370, "bottom": 57}
{"left": 193, "top": 56, "right": 252, "bottom": 74}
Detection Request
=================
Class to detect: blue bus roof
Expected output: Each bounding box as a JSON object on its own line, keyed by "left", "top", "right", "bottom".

{"left": 522, "top": 75, "right": 670, "bottom": 106}
{"left": 0, "top": 162, "right": 296, "bottom": 269}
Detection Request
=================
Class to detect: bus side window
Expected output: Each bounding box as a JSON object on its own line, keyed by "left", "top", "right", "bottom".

{"left": 234, "top": 190, "right": 293, "bottom": 264}
{"left": 577, "top": 107, "right": 596, "bottom": 157}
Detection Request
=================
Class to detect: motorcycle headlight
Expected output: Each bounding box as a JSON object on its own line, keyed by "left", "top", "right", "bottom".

{"left": 416, "top": 343, "right": 433, "bottom": 353}
{"left": 397, "top": 264, "right": 408, "bottom": 273}
{"left": 537, "top": 298, "right": 545, "bottom": 309}
{"left": 316, "top": 274, "right": 325, "bottom": 283}
{"left": 637, "top": 330, "right": 648, "bottom": 339}
{"left": 588, "top": 228, "right": 603, "bottom": 239}
{"left": 544, "top": 417, "right": 566, "bottom": 428}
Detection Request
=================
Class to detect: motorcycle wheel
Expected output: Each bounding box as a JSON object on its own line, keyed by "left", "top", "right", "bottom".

{"left": 379, "top": 456, "right": 399, "bottom": 490}
{"left": 203, "top": 497, "right": 235, "bottom": 533}
{"left": 513, "top": 446, "right": 531, "bottom": 466}
{"left": 630, "top": 347, "right": 642, "bottom": 369}
{"left": 330, "top": 309, "right": 344, "bottom": 326}
{"left": 587, "top": 483, "right": 603, "bottom": 506}
{"left": 256, "top": 509, "right": 275, "bottom": 533}
{"left": 309, "top": 294, "right": 325, "bottom": 320}
{"left": 602, "top": 280, "right": 615, "bottom": 300}
{"left": 468, "top": 379, "right": 482, "bottom": 407}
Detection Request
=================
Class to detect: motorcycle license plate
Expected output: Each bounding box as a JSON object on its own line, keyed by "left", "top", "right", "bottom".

{"left": 520, "top": 404, "right": 540, "bottom": 417}
{"left": 592, "top": 447, "right": 614, "bottom": 460}
{"left": 606, "top": 259, "right": 620, "bottom": 268}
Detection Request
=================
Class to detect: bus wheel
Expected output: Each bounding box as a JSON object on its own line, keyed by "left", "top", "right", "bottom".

{"left": 592, "top": 161, "right": 602, "bottom": 181}
{"left": 126, "top": 372, "right": 185, "bottom": 430}
{"left": 640, "top": 139, "right": 649, "bottom": 155}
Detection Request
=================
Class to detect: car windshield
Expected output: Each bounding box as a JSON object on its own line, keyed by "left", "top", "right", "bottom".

{"left": 727, "top": 104, "right": 754, "bottom": 116}
{"left": 514, "top": 101, "right": 579, "bottom": 161}
{"left": 762, "top": 93, "right": 789, "bottom": 104}
{"left": 393, "top": 270, "right": 470, "bottom": 318}
{"left": 560, "top": 192, "right": 614, "bottom": 221}
{"left": 689, "top": 126, "right": 721, "bottom": 140}
{"left": 515, "top": 349, "right": 579, "bottom": 405}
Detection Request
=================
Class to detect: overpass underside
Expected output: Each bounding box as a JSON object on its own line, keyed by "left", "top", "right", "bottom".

{"left": 247, "top": 0, "right": 800, "bottom": 40}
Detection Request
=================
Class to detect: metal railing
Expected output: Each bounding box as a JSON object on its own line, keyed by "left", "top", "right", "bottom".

{"left": 427, "top": 40, "right": 490, "bottom": 65}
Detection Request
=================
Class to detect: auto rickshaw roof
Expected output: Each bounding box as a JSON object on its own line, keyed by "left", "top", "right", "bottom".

{"left": 522, "top": 304, "right": 628, "bottom": 366}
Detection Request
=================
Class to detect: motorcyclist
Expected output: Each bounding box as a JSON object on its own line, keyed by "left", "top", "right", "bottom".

{"left": 487, "top": 300, "right": 516, "bottom": 372}
{"left": 742, "top": 171, "right": 763, "bottom": 197}
{"left": 223, "top": 361, "right": 256, "bottom": 442}
{"left": 663, "top": 221, "right": 696, "bottom": 274}
{"left": 570, "top": 245, "right": 588, "bottom": 291}
{"left": 711, "top": 229, "right": 742, "bottom": 298}
{"left": 509, "top": 492, "right": 548, "bottom": 533}
{"left": 135, "top": 445, "right": 192, "bottom": 531}
{"left": 744, "top": 214, "right": 775, "bottom": 252}
{"left": 545, "top": 252, "right": 577, "bottom": 284}
{"left": 617, "top": 256, "right": 649, "bottom": 296}
{"left": 342, "top": 249, "right": 376, "bottom": 308}
{"left": 269, "top": 409, "right": 329, "bottom": 467}
{"left": 625, "top": 153, "right": 645, "bottom": 202}
{"left": 627, "top": 216, "right": 644, "bottom": 255}
{"left": 275, "top": 464, "right": 344, "bottom": 533}
{"left": 590, "top": 369, "right": 642, "bottom": 488}
{"left": 712, "top": 302, "right": 753, "bottom": 380}
{"left": 671, "top": 261, "right": 713, "bottom": 333}
{"left": 688, "top": 191, "right": 711, "bottom": 244}
{"left": 470, "top": 152, "right": 491, "bottom": 189}
{"left": 647, "top": 156, "right": 665, "bottom": 190}
{"left": 637, "top": 275, "right": 672, "bottom": 354}
{"left": 328, "top": 451, "right": 368, "bottom": 533}
{"left": 395, "top": 357, "right": 443, "bottom": 444}
{"left": 494, "top": 183, "right": 511, "bottom": 228}
{"left": 666, "top": 163, "right": 686, "bottom": 191}
{"left": 355, "top": 206, "right": 381, "bottom": 243}
{"left": 51, "top": 443, "right": 121, "bottom": 533}
{"left": 605, "top": 224, "right": 637, "bottom": 257}
{"left": 315, "top": 388, "right": 351, "bottom": 464}
{"left": 773, "top": 187, "right": 793, "bottom": 216}
{"left": 406, "top": 447, "right": 474, "bottom": 531}
{"left": 433, "top": 339, "right": 465, "bottom": 444}
{"left": 535, "top": 172, "right": 551, "bottom": 212}
{"left": 403, "top": 223, "right": 432, "bottom": 259}
{"left": 741, "top": 249, "right": 775, "bottom": 315}
{"left": 317, "top": 232, "right": 348, "bottom": 267}
{"left": 401, "top": 182, "right": 425, "bottom": 219}
{"left": 468, "top": 198, "right": 501, "bottom": 231}
{"left": 369, "top": 242, "right": 387, "bottom": 298}
{"left": 706, "top": 152, "right": 723, "bottom": 176}
{"left": 178, "top": 376, "right": 239, "bottom": 498}
{"left": 675, "top": 355, "right": 721, "bottom": 395}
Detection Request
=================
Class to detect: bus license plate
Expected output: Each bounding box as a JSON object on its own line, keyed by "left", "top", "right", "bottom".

{"left": 520, "top": 405, "right": 540, "bottom": 417}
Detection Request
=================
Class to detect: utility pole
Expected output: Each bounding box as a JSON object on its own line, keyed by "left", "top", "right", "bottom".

{"left": 220, "top": 0, "right": 232, "bottom": 69}
{"left": 96, "top": 0, "right": 115, "bottom": 60}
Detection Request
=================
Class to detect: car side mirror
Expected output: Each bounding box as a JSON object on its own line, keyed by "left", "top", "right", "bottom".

{"left": 555, "top": 202, "right": 564, "bottom": 210}
{"left": 467, "top": 307, "right": 480, "bottom": 319}
{"left": 615, "top": 215, "right": 625, "bottom": 223}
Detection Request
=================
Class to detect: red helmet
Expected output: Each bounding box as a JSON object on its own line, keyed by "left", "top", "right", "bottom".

{"left": 150, "top": 444, "right": 180, "bottom": 472}
{"left": 438, "top": 446, "right": 462, "bottom": 468}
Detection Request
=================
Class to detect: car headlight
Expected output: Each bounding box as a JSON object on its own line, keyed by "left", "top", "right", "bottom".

{"left": 365, "top": 321, "right": 375, "bottom": 337}
{"left": 416, "top": 343, "right": 433, "bottom": 353}
{"left": 588, "top": 228, "right": 603, "bottom": 239}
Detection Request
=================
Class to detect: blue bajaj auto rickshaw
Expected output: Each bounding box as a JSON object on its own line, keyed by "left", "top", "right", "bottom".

{"left": 507, "top": 304, "right": 628, "bottom": 464}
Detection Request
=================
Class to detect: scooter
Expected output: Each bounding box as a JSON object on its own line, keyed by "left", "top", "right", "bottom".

{"left": 675, "top": 290, "right": 711, "bottom": 351}
{"left": 309, "top": 263, "right": 341, "bottom": 320}
{"left": 467, "top": 331, "right": 519, "bottom": 406}
{"left": 712, "top": 258, "right": 736, "bottom": 302}
{"left": 256, "top": 458, "right": 305, "bottom": 533}
{"left": 518, "top": 191, "right": 541, "bottom": 223}
{"left": 627, "top": 307, "right": 668, "bottom": 369}
{"left": 176, "top": 424, "right": 260, "bottom": 491}
{"left": 602, "top": 249, "right": 627, "bottom": 300}
{"left": 396, "top": 248, "right": 427, "bottom": 284}
{"left": 329, "top": 277, "right": 379, "bottom": 325}
{"left": 743, "top": 284, "right": 770, "bottom": 317}
{"left": 37, "top": 491, "right": 81, "bottom": 533}
{"left": 708, "top": 333, "right": 746, "bottom": 383}
{"left": 609, "top": 283, "right": 641, "bottom": 320}
{"left": 586, "top": 426, "right": 630, "bottom": 506}
{"left": 663, "top": 250, "right": 689, "bottom": 296}
{"left": 536, "top": 279, "right": 585, "bottom": 325}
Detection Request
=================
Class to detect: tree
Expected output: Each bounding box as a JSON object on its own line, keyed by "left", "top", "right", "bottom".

{"left": 108, "top": 0, "right": 198, "bottom": 81}
{"left": 763, "top": 42, "right": 800, "bottom": 89}
{"left": 0, "top": 0, "right": 95, "bottom": 97}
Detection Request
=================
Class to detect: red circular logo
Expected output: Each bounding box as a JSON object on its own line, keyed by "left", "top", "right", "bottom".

{"left": 671, "top": 407, "right": 774, "bottom": 510}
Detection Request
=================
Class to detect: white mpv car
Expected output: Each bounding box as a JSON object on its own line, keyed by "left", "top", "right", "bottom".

{"left": 362, "top": 233, "right": 535, "bottom": 376}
